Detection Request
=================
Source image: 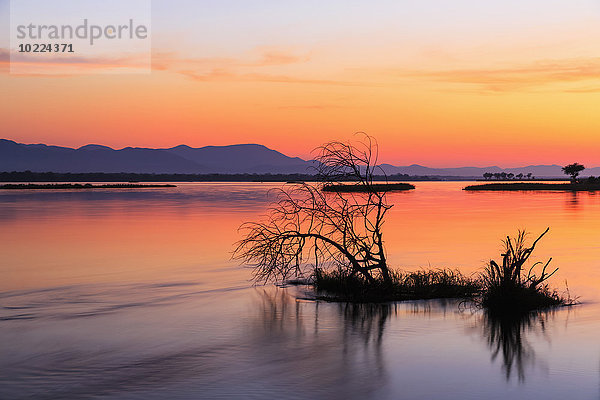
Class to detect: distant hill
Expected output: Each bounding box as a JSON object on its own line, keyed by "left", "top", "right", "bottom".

{"left": 1, "top": 138, "right": 598, "bottom": 177}
{"left": 379, "top": 163, "right": 600, "bottom": 178}
{"left": 0, "top": 139, "right": 313, "bottom": 174}
{"left": 165, "top": 144, "right": 312, "bottom": 173}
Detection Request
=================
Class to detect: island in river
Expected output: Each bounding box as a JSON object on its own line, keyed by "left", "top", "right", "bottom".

{"left": 464, "top": 182, "right": 600, "bottom": 191}
{"left": 0, "top": 183, "right": 176, "bottom": 190}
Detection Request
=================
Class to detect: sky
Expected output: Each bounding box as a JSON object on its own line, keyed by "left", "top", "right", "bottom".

{"left": 1, "top": 0, "right": 600, "bottom": 167}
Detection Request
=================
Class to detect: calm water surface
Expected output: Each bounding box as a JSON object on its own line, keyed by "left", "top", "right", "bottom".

{"left": 1, "top": 182, "right": 599, "bottom": 399}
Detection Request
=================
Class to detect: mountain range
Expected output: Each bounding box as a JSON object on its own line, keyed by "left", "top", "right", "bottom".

{"left": 0, "top": 139, "right": 310, "bottom": 174}
{"left": 1, "top": 139, "right": 598, "bottom": 177}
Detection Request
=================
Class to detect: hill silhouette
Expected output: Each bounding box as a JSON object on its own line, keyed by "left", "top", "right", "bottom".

{"left": 0, "top": 139, "right": 312, "bottom": 174}
{"left": 1, "top": 139, "right": 598, "bottom": 177}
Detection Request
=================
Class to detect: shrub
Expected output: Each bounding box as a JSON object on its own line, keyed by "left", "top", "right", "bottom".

{"left": 479, "top": 228, "right": 571, "bottom": 313}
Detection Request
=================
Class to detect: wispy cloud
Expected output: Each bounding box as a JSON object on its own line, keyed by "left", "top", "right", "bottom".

{"left": 276, "top": 104, "right": 352, "bottom": 110}
{"left": 179, "top": 69, "right": 369, "bottom": 86}
{"left": 562, "top": 86, "right": 600, "bottom": 93}
{"left": 255, "top": 50, "right": 310, "bottom": 66}
{"left": 154, "top": 49, "right": 375, "bottom": 86}
{"left": 401, "top": 57, "right": 600, "bottom": 92}
{"left": 1, "top": 46, "right": 358, "bottom": 85}
{"left": 152, "top": 49, "right": 308, "bottom": 71}
{"left": 8, "top": 45, "right": 598, "bottom": 93}
{"left": 0, "top": 47, "right": 150, "bottom": 75}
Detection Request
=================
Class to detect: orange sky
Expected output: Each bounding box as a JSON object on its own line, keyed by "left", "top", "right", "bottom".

{"left": 2, "top": 1, "right": 600, "bottom": 167}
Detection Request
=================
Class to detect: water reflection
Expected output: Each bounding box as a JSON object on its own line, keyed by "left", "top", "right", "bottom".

{"left": 339, "top": 301, "right": 390, "bottom": 348}
{"left": 2, "top": 182, "right": 600, "bottom": 398}
{"left": 251, "top": 289, "right": 469, "bottom": 398}
{"left": 1, "top": 282, "right": 596, "bottom": 399}
{"left": 480, "top": 311, "right": 553, "bottom": 382}
{"left": 566, "top": 191, "right": 581, "bottom": 210}
{"left": 251, "top": 288, "right": 392, "bottom": 397}
{"left": 0, "top": 183, "right": 275, "bottom": 221}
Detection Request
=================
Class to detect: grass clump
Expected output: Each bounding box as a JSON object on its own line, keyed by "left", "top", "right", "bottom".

{"left": 314, "top": 267, "right": 479, "bottom": 302}
{"left": 479, "top": 228, "right": 573, "bottom": 314}
{"left": 312, "top": 228, "right": 576, "bottom": 311}
{"left": 322, "top": 183, "right": 415, "bottom": 193}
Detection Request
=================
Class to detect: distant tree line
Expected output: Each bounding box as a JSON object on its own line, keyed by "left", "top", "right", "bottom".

{"left": 482, "top": 172, "right": 534, "bottom": 181}
{"left": 0, "top": 171, "right": 318, "bottom": 182}
{"left": 0, "top": 170, "right": 430, "bottom": 183}
{"left": 482, "top": 164, "right": 598, "bottom": 184}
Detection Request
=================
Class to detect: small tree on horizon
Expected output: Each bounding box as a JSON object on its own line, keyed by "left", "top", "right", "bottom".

{"left": 562, "top": 163, "right": 585, "bottom": 182}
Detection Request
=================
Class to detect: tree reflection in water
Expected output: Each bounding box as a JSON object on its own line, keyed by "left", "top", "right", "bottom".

{"left": 481, "top": 310, "right": 553, "bottom": 382}
{"left": 252, "top": 288, "right": 459, "bottom": 397}
{"left": 252, "top": 287, "right": 395, "bottom": 397}
{"left": 256, "top": 288, "right": 564, "bottom": 390}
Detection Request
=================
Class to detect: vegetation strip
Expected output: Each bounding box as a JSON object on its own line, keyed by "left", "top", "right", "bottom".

{"left": 0, "top": 171, "right": 437, "bottom": 183}
{"left": 322, "top": 183, "right": 415, "bottom": 192}
{"left": 313, "top": 268, "right": 479, "bottom": 302}
{"left": 464, "top": 182, "right": 600, "bottom": 191}
{"left": 0, "top": 183, "right": 176, "bottom": 190}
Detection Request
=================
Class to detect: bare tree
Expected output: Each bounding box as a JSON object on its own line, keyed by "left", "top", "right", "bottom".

{"left": 234, "top": 135, "right": 393, "bottom": 284}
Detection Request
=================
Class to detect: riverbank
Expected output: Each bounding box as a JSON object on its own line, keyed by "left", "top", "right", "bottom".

{"left": 322, "top": 183, "right": 415, "bottom": 192}
{"left": 464, "top": 182, "right": 600, "bottom": 191}
{"left": 0, "top": 183, "right": 177, "bottom": 190}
